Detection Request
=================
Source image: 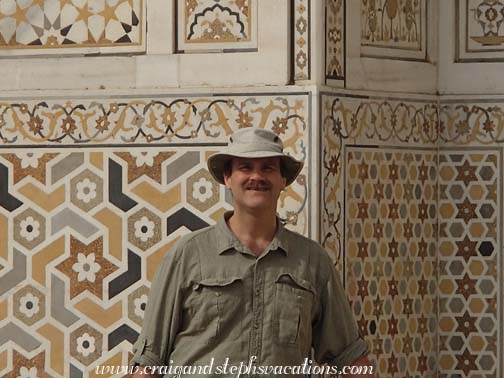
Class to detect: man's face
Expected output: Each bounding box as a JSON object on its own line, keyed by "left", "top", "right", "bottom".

{"left": 224, "top": 157, "right": 287, "bottom": 213}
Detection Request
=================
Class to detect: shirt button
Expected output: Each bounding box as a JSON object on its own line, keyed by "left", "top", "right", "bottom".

{"left": 255, "top": 288, "right": 260, "bottom": 295}
{"left": 215, "top": 292, "right": 220, "bottom": 297}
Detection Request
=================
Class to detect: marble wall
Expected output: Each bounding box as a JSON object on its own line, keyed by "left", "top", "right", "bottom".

{"left": 0, "top": 92, "right": 311, "bottom": 378}
{"left": 320, "top": 2, "right": 504, "bottom": 374}
{"left": 3, "top": 1, "right": 315, "bottom": 377}
{"left": 437, "top": 99, "right": 503, "bottom": 378}
{"left": 1, "top": 0, "right": 504, "bottom": 377}
{"left": 320, "top": 91, "right": 439, "bottom": 378}
{"left": 3, "top": 1, "right": 313, "bottom": 377}
{"left": 320, "top": 90, "right": 504, "bottom": 378}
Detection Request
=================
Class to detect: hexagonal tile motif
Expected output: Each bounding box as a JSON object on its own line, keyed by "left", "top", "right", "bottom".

{"left": 187, "top": 168, "right": 219, "bottom": 213}
{"left": 70, "top": 169, "right": 104, "bottom": 212}
{"left": 70, "top": 324, "right": 103, "bottom": 366}
{"left": 438, "top": 151, "right": 500, "bottom": 378}
{"left": 345, "top": 148, "right": 437, "bottom": 378}
{"left": 128, "top": 208, "right": 162, "bottom": 251}
{"left": 128, "top": 285, "right": 150, "bottom": 327}
{"left": 13, "top": 284, "right": 45, "bottom": 326}
{"left": 13, "top": 208, "right": 46, "bottom": 250}
{"left": 0, "top": 98, "right": 310, "bottom": 378}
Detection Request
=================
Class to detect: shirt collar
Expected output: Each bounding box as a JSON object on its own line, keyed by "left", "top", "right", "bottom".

{"left": 215, "top": 211, "right": 289, "bottom": 256}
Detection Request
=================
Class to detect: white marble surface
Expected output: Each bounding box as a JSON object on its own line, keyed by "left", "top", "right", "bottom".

{"left": 0, "top": 0, "right": 290, "bottom": 91}
{"left": 344, "top": 0, "right": 437, "bottom": 94}
{"left": 11, "top": 57, "right": 137, "bottom": 91}
{"left": 438, "top": 0, "right": 504, "bottom": 94}
{"left": 136, "top": 55, "right": 179, "bottom": 88}
{"left": 2, "top": 0, "right": 501, "bottom": 96}
{"left": 146, "top": 0, "right": 174, "bottom": 55}
{"left": 179, "top": 0, "right": 289, "bottom": 87}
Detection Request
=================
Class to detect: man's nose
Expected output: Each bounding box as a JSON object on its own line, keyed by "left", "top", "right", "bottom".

{"left": 249, "top": 168, "right": 265, "bottom": 180}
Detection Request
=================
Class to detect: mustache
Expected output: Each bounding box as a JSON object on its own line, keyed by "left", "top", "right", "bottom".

{"left": 245, "top": 180, "right": 271, "bottom": 190}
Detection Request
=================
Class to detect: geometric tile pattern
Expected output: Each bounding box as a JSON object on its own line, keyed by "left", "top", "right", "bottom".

{"left": 320, "top": 93, "right": 439, "bottom": 264}
{"left": 456, "top": 0, "right": 504, "bottom": 61}
{"left": 0, "top": 145, "right": 309, "bottom": 378}
{"left": 326, "top": 0, "right": 345, "bottom": 81}
{"left": 0, "top": 94, "right": 308, "bottom": 146}
{"left": 0, "top": 0, "right": 145, "bottom": 55}
{"left": 438, "top": 150, "right": 501, "bottom": 378}
{"left": 321, "top": 92, "right": 504, "bottom": 377}
{"left": 0, "top": 90, "right": 310, "bottom": 377}
{"left": 321, "top": 93, "right": 504, "bottom": 378}
{"left": 346, "top": 147, "right": 438, "bottom": 378}
{"left": 360, "top": 0, "right": 427, "bottom": 60}
{"left": 176, "top": 0, "right": 257, "bottom": 52}
{"left": 293, "top": 0, "right": 311, "bottom": 81}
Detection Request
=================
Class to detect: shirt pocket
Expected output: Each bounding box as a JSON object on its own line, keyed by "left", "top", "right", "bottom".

{"left": 190, "top": 276, "right": 243, "bottom": 343}
{"left": 274, "top": 273, "right": 315, "bottom": 346}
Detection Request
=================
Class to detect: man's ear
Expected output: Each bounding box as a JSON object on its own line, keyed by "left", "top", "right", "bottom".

{"left": 223, "top": 173, "right": 231, "bottom": 190}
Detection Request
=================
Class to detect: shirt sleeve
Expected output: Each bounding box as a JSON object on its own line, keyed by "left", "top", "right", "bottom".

{"left": 312, "top": 255, "right": 369, "bottom": 368}
{"left": 130, "top": 244, "right": 184, "bottom": 368}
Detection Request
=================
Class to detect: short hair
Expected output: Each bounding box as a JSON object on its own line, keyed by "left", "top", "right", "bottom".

{"left": 223, "top": 158, "right": 286, "bottom": 179}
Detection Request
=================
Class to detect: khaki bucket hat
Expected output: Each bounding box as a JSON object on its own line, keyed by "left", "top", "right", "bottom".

{"left": 207, "top": 128, "right": 304, "bottom": 186}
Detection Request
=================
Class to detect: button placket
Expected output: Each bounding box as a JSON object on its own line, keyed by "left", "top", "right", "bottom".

{"left": 249, "top": 260, "right": 264, "bottom": 372}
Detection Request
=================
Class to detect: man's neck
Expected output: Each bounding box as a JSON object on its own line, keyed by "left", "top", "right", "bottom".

{"left": 227, "top": 210, "right": 278, "bottom": 256}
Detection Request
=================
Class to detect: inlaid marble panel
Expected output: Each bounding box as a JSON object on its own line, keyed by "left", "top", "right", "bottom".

{"left": 0, "top": 0, "right": 145, "bottom": 55}
{"left": 0, "top": 94, "right": 308, "bottom": 148}
{"left": 321, "top": 93, "right": 438, "bottom": 376}
{"left": 0, "top": 149, "right": 219, "bottom": 377}
{"left": 440, "top": 101, "right": 504, "bottom": 145}
{"left": 293, "top": 0, "right": 310, "bottom": 81}
{"left": 456, "top": 0, "right": 504, "bottom": 61}
{"left": 360, "top": 0, "right": 427, "bottom": 60}
{"left": 322, "top": 93, "right": 504, "bottom": 377}
{"left": 346, "top": 147, "right": 438, "bottom": 378}
{"left": 438, "top": 150, "right": 502, "bottom": 378}
{"left": 176, "top": 0, "right": 257, "bottom": 52}
{"left": 320, "top": 93, "right": 439, "bottom": 265}
{"left": 326, "top": 0, "right": 345, "bottom": 81}
{"left": 0, "top": 93, "right": 310, "bottom": 378}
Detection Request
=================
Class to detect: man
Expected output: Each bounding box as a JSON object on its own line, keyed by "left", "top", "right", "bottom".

{"left": 131, "top": 128, "right": 373, "bottom": 377}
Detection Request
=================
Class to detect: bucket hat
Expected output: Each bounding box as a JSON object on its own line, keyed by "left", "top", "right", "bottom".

{"left": 207, "top": 128, "right": 304, "bottom": 186}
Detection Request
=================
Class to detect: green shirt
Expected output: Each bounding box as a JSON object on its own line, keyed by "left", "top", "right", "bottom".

{"left": 131, "top": 212, "right": 368, "bottom": 377}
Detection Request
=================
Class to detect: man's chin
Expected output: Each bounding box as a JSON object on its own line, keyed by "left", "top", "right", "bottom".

{"left": 241, "top": 199, "right": 274, "bottom": 210}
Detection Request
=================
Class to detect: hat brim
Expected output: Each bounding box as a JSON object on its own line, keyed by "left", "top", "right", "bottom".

{"left": 207, "top": 152, "right": 304, "bottom": 186}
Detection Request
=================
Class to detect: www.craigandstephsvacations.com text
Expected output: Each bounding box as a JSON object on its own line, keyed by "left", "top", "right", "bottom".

{"left": 95, "top": 357, "right": 374, "bottom": 377}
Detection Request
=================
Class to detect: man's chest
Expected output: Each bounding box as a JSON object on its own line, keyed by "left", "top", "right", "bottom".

{"left": 178, "top": 251, "right": 319, "bottom": 350}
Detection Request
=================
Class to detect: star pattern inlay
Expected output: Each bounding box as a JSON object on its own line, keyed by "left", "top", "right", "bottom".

{"left": 346, "top": 150, "right": 438, "bottom": 378}
{"left": 56, "top": 236, "right": 118, "bottom": 299}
